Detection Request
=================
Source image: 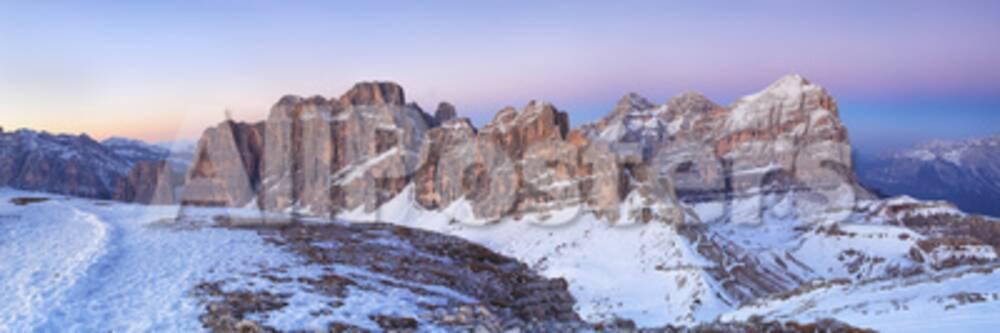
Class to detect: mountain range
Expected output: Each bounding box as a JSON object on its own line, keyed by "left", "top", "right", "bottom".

{"left": 2, "top": 75, "right": 998, "bottom": 331}
{"left": 857, "top": 135, "right": 1000, "bottom": 217}
{"left": 168, "top": 75, "right": 1000, "bottom": 327}
{"left": 0, "top": 129, "right": 191, "bottom": 203}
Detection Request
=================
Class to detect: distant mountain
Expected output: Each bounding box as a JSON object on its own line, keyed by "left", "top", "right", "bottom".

{"left": 857, "top": 135, "right": 1000, "bottom": 217}
{"left": 0, "top": 129, "right": 130, "bottom": 198}
{"left": 104, "top": 136, "right": 194, "bottom": 172}
{"left": 0, "top": 128, "right": 189, "bottom": 202}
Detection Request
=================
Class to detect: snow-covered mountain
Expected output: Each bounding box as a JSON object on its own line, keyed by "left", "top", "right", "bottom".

{"left": 0, "top": 128, "right": 191, "bottom": 202}
{"left": 160, "top": 76, "right": 1000, "bottom": 331}
{"left": 103, "top": 136, "right": 195, "bottom": 172}
{"left": 857, "top": 135, "right": 1000, "bottom": 217}
{"left": 0, "top": 129, "right": 133, "bottom": 198}
{"left": 3, "top": 76, "right": 998, "bottom": 331}
{"left": 1, "top": 188, "right": 877, "bottom": 332}
{"left": 0, "top": 189, "right": 588, "bottom": 332}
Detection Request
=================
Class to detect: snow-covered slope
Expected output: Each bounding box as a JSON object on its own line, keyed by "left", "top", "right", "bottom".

{"left": 331, "top": 184, "right": 1000, "bottom": 331}
{"left": 0, "top": 188, "right": 594, "bottom": 332}
{"left": 0, "top": 189, "right": 284, "bottom": 331}
{"left": 723, "top": 263, "right": 1000, "bottom": 333}
{"left": 338, "top": 185, "right": 730, "bottom": 325}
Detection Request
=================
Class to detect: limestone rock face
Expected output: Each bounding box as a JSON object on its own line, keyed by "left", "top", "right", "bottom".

{"left": 717, "top": 75, "right": 853, "bottom": 195}
{"left": 414, "top": 102, "right": 590, "bottom": 224}
{"left": 411, "top": 100, "right": 685, "bottom": 225}
{"left": 583, "top": 74, "right": 871, "bottom": 224}
{"left": 181, "top": 75, "right": 867, "bottom": 226}
{"left": 434, "top": 102, "right": 457, "bottom": 124}
{"left": 413, "top": 118, "right": 480, "bottom": 211}
{"left": 338, "top": 81, "right": 406, "bottom": 107}
{"left": 113, "top": 160, "right": 183, "bottom": 204}
{"left": 183, "top": 121, "right": 265, "bottom": 207}
{"left": 186, "top": 82, "right": 431, "bottom": 217}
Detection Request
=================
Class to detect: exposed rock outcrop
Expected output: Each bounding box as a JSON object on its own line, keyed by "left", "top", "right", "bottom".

{"left": 434, "top": 102, "right": 457, "bottom": 124}
{"left": 582, "top": 74, "right": 872, "bottom": 224}
{"left": 183, "top": 82, "right": 433, "bottom": 217}
{"left": 183, "top": 82, "right": 689, "bottom": 225}
{"left": 184, "top": 76, "right": 871, "bottom": 226}
{"left": 113, "top": 160, "right": 183, "bottom": 204}
{"left": 338, "top": 81, "right": 406, "bottom": 107}
{"left": 182, "top": 121, "right": 265, "bottom": 207}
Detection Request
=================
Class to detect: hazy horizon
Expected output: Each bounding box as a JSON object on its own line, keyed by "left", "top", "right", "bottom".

{"left": 3, "top": 1, "right": 999, "bottom": 152}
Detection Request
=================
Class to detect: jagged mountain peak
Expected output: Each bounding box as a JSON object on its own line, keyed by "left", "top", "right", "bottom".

{"left": 434, "top": 102, "right": 457, "bottom": 123}
{"left": 273, "top": 81, "right": 412, "bottom": 110}
{"left": 339, "top": 81, "right": 406, "bottom": 106}
{"left": 665, "top": 91, "right": 719, "bottom": 114}
{"left": 485, "top": 100, "right": 558, "bottom": 123}
{"left": 615, "top": 92, "right": 656, "bottom": 112}
{"left": 275, "top": 94, "right": 306, "bottom": 107}
{"left": 521, "top": 99, "right": 560, "bottom": 117}
{"left": 769, "top": 73, "right": 810, "bottom": 88}
{"left": 745, "top": 73, "right": 826, "bottom": 101}
{"left": 488, "top": 106, "right": 519, "bottom": 125}
{"left": 305, "top": 95, "right": 329, "bottom": 104}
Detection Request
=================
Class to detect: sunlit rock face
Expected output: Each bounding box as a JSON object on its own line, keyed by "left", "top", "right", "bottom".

{"left": 185, "top": 82, "right": 433, "bottom": 215}
{"left": 582, "top": 74, "right": 872, "bottom": 224}
{"left": 182, "top": 121, "right": 264, "bottom": 207}
{"left": 181, "top": 75, "right": 872, "bottom": 225}
{"left": 111, "top": 76, "right": 1000, "bottom": 329}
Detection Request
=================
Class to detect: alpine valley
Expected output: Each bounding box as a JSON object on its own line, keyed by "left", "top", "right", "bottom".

{"left": 2, "top": 75, "right": 998, "bottom": 332}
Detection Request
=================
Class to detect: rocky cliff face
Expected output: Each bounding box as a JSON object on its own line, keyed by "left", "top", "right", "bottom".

{"left": 183, "top": 83, "right": 433, "bottom": 215}
{"left": 113, "top": 160, "right": 184, "bottom": 205}
{"left": 857, "top": 135, "right": 1000, "bottom": 217}
{"left": 184, "top": 82, "right": 688, "bottom": 226}
{"left": 12, "top": 75, "right": 994, "bottom": 329}
{"left": 582, "top": 74, "right": 871, "bottom": 224}
{"left": 182, "top": 76, "right": 870, "bottom": 226}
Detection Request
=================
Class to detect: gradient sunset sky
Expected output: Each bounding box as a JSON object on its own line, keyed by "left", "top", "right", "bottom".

{"left": 2, "top": 1, "right": 998, "bottom": 152}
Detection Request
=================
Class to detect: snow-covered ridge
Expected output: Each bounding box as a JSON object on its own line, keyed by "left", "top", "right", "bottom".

{"left": 857, "top": 133, "right": 1000, "bottom": 217}
{"left": 0, "top": 128, "right": 193, "bottom": 200}
{"left": 0, "top": 189, "right": 288, "bottom": 331}
{"left": 305, "top": 181, "right": 1000, "bottom": 331}
{"left": 892, "top": 134, "right": 1000, "bottom": 167}
{"left": 0, "top": 188, "right": 590, "bottom": 331}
